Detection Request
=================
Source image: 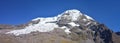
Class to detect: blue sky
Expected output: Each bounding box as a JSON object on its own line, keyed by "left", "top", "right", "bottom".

{"left": 0, "top": 0, "right": 120, "bottom": 32}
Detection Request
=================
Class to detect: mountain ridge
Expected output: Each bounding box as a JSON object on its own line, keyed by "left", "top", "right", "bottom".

{"left": 0, "top": 9, "right": 120, "bottom": 43}
{"left": 6, "top": 9, "right": 96, "bottom": 36}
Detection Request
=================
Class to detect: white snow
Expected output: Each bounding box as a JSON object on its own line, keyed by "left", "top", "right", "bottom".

{"left": 85, "top": 22, "right": 92, "bottom": 26}
{"left": 64, "top": 9, "right": 82, "bottom": 21}
{"left": 6, "top": 9, "right": 94, "bottom": 36}
{"left": 83, "top": 18, "right": 87, "bottom": 21}
{"left": 68, "top": 22, "right": 80, "bottom": 27}
{"left": 64, "top": 28, "right": 71, "bottom": 34}
{"left": 84, "top": 15, "right": 94, "bottom": 20}
{"left": 60, "top": 26, "right": 67, "bottom": 29}
{"left": 59, "top": 26, "right": 71, "bottom": 34}
{"left": 32, "top": 17, "right": 41, "bottom": 21}
{"left": 60, "top": 26, "right": 71, "bottom": 34}
{"left": 6, "top": 17, "right": 59, "bottom": 36}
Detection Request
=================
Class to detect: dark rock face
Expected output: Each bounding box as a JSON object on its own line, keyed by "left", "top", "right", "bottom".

{"left": 116, "top": 32, "right": 120, "bottom": 35}
{"left": 68, "top": 22, "right": 120, "bottom": 43}
{"left": 92, "top": 24, "right": 113, "bottom": 43}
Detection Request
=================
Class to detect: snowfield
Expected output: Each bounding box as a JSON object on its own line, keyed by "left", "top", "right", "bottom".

{"left": 6, "top": 9, "right": 94, "bottom": 36}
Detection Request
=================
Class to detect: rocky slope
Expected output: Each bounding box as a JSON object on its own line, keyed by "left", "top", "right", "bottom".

{"left": 0, "top": 9, "right": 120, "bottom": 43}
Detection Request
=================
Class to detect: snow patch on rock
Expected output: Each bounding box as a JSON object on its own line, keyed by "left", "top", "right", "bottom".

{"left": 68, "top": 22, "right": 80, "bottom": 27}
{"left": 84, "top": 15, "right": 94, "bottom": 20}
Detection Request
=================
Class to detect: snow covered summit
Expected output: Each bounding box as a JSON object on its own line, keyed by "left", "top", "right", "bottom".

{"left": 6, "top": 9, "right": 95, "bottom": 36}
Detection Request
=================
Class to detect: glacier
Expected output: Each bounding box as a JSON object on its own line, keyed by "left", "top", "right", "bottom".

{"left": 6, "top": 9, "right": 94, "bottom": 36}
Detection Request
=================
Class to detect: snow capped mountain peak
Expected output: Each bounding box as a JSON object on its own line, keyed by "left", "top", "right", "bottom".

{"left": 6, "top": 9, "right": 95, "bottom": 36}
{"left": 32, "top": 9, "right": 94, "bottom": 22}
{"left": 60, "top": 9, "right": 82, "bottom": 21}
{"left": 64, "top": 9, "right": 81, "bottom": 14}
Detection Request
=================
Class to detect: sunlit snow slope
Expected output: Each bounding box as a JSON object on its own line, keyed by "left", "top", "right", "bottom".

{"left": 6, "top": 9, "right": 94, "bottom": 36}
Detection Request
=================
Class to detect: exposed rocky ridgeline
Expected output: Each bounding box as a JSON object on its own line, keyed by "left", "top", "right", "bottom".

{"left": 0, "top": 9, "right": 120, "bottom": 43}
{"left": 116, "top": 32, "right": 120, "bottom": 35}
{"left": 0, "top": 24, "right": 16, "bottom": 29}
{"left": 0, "top": 19, "right": 40, "bottom": 30}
